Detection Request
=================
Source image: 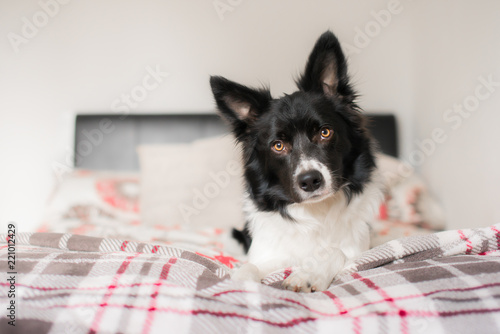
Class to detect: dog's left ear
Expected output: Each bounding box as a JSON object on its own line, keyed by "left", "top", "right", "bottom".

{"left": 297, "top": 31, "right": 354, "bottom": 101}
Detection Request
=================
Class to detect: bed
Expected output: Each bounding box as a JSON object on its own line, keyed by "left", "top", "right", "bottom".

{"left": 1, "top": 113, "right": 499, "bottom": 333}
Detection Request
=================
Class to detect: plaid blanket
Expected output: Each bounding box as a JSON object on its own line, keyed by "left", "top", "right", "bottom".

{"left": 1, "top": 224, "right": 499, "bottom": 334}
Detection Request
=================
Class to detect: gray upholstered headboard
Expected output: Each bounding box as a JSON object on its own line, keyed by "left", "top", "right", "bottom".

{"left": 74, "top": 113, "right": 398, "bottom": 171}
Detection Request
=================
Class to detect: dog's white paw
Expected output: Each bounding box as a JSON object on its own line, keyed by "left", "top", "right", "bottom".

{"left": 231, "top": 263, "right": 261, "bottom": 282}
{"left": 283, "top": 269, "right": 333, "bottom": 293}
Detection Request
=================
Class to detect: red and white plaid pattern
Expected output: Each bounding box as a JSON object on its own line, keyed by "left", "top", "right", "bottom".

{"left": 1, "top": 224, "right": 499, "bottom": 333}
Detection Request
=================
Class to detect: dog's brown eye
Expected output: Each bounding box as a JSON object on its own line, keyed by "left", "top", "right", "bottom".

{"left": 272, "top": 141, "right": 285, "bottom": 152}
{"left": 320, "top": 127, "right": 333, "bottom": 139}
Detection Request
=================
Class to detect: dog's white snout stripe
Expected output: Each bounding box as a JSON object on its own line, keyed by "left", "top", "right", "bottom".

{"left": 295, "top": 157, "right": 326, "bottom": 177}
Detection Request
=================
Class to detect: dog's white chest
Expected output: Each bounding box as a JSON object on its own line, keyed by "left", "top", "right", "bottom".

{"left": 244, "top": 185, "right": 380, "bottom": 276}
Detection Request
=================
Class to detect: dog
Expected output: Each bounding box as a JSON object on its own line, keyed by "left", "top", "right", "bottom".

{"left": 209, "top": 31, "right": 383, "bottom": 292}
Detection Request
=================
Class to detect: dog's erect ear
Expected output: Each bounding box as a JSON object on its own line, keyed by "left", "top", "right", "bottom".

{"left": 296, "top": 31, "right": 354, "bottom": 101}
{"left": 210, "top": 76, "right": 271, "bottom": 138}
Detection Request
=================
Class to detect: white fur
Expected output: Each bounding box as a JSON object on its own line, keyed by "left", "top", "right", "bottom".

{"left": 293, "top": 156, "right": 334, "bottom": 202}
{"left": 233, "top": 172, "right": 383, "bottom": 292}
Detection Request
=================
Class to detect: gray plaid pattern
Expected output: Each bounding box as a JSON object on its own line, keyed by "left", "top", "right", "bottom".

{"left": 0, "top": 224, "right": 499, "bottom": 333}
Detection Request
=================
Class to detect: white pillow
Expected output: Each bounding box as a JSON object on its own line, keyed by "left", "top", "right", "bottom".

{"left": 138, "top": 135, "right": 246, "bottom": 230}
{"left": 375, "top": 153, "right": 414, "bottom": 187}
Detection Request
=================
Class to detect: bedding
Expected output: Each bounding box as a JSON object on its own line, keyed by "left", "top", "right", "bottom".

{"left": 2, "top": 169, "right": 499, "bottom": 333}
{"left": 1, "top": 224, "right": 499, "bottom": 333}
{"left": 38, "top": 170, "right": 242, "bottom": 259}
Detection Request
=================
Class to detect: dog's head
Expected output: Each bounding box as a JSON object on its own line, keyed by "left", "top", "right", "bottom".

{"left": 210, "top": 31, "right": 376, "bottom": 217}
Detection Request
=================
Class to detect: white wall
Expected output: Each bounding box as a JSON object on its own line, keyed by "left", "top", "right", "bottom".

{"left": 409, "top": 0, "right": 500, "bottom": 229}
{"left": 0, "top": 0, "right": 498, "bottom": 232}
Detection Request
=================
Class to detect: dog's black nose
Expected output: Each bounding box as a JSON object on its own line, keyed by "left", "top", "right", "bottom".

{"left": 298, "top": 170, "right": 323, "bottom": 192}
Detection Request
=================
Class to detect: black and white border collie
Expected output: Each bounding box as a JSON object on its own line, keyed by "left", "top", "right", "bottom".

{"left": 210, "top": 31, "right": 383, "bottom": 292}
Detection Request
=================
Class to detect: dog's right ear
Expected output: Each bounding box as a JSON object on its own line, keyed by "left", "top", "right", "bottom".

{"left": 210, "top": 76, "right": 271, "bottom": 139}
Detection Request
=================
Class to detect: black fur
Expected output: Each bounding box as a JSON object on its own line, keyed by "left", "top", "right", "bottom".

{"left": 231, "top": 227, "right": 252, "bottom": 253}
{"left": 210, "top": 31, "right": 376, "bottom": 252}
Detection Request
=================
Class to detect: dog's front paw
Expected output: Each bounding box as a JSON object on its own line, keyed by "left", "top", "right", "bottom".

{"left": 283, "top": 269, "right": 333, "bottom": 293}
{"left": 231, "top": 263, "right": 261, "bottom": 282}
